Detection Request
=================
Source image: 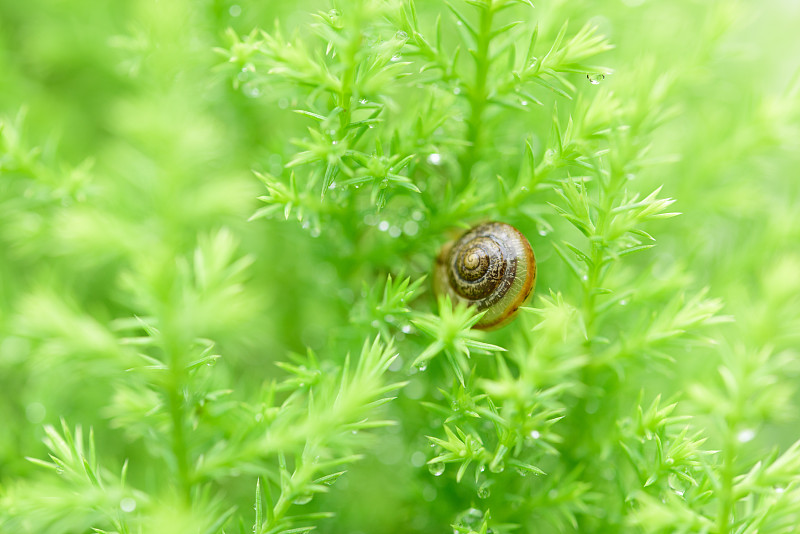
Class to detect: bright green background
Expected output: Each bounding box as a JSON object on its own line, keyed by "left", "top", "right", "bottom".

{"left": 1, "top": 0, "right": 799, "bottom": 532}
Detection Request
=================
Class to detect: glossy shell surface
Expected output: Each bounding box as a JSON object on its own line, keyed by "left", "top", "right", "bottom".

{"left": 434, "top": 222, "right": 536, "bottom": 329}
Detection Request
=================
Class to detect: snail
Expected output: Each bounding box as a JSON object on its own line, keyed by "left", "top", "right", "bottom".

{"left": 434, "top": 222, "right": 536, "bottom": 330}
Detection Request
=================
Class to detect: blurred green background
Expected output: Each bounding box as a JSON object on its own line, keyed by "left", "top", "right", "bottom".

{"left": 1, "top": 0, "right": 799, "bottom": 531}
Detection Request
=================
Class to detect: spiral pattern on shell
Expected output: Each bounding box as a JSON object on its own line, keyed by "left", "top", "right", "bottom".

{"left": 434, "top": 222, "right": 536, "bottom": 330}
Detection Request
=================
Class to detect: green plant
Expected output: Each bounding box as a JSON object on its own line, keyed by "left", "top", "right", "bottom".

{"left": 1, "top": 0, "right": 799, "bottom": 532}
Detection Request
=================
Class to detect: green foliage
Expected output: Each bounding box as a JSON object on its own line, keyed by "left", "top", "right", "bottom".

{"left": 1, "top": 0, "right": 800, "bottom": 532}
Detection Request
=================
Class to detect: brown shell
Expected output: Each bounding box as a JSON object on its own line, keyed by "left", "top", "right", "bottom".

{"left": 434, "top": 222, "right": 536, "bottom": 330}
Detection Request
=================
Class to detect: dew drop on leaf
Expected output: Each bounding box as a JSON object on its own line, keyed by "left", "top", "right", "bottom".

{"left": 454, "top": 508, "right": 483, "bottom": 529}
{"left": 477, "top": 481, "right": 491, "bottom": 499}
{"left": 396, "top": 30, "right": 408, "bottom": 40}
{"left": 426, "top": 153, "right": 442, "bottom": 165}
{"left": 120, "top": 497, "right": 136, "bottom": 512}
{"left": 587, "top": 73, "right": 605, "bottom": 85}
{"left": 428, "top": 461, "right": 445, "bottom": 476}
{"left": 489, "top": 461, "right": 504, "bottom": 474}
{"left": 293, "top": 493, "right": 313, "bottom": 505}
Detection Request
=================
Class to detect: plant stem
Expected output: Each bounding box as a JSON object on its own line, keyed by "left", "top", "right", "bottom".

{"left": 459, "top": 2, "right": 496, "bottom": 187}
{"left": 168, "top": 380, "right": 191, "bottom": 504}
{"left": 717, "top": 404, "right": 743, "bottom": 534}
{"left": 165, "top": 329, "right": 192, "bottom": 504}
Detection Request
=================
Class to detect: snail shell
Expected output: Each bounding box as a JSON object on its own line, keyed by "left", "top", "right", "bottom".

{"left": 434, "top": 222, "right": 536, "bottom": 330}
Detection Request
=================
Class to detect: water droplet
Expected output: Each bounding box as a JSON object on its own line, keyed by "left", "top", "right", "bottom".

{"left": 293, "top": 493, "right": 313, "bottom": 505}
{"left": 302, "top": 221, "right": 310, "bottom": 229}
{"left": 521, "top": 100, "right": 528, "bottom": 106}
{"left": 477, "top": 481, "right": 491, "bottom": 499}
{"left": 371, "top": 320, "right": 381, "bottom": 328}
{"left": 228, "top": 4, "right": 241, "bottom": 17}
{"left": 428, "top": 461, "right": 445, "bottom": 476}
{"left": 674, "top": 489, "right": 685, "bottom": 497}
{"left": 619, "top": 299, "right": 628, "bottom": 306}
{"left": 455, "top": 508, "right": 483, "bottom": 529}
{"left": 411, "top": 210, "right": 424, "bottom": 221}
{"left": 310, "top": 227, "right": 321, "bottom": 238}
{"left": 378, "top": 220, "right": 390, "bottom": 232}
{"left": 737, "top": 429, "right": 756, "bottom": 443}
{"left": 538, "top": 229, "right": 548, "bottom": 237}
{"left": 243, "top": 83, "right": 261, "bottom": 98}
{"left": 587, "top": 73, "right": 605, "bottom": 85}
{"left": 391, "top": 54, "right": 401, "bottom": 62}
{"left": 401, "top": 324, "right": 413, "bottom": 334}
{"left": 776, "top": 486, "right": 786, "bottom": 494}
{"left": 389, "top": 226, "right": 402, "bottom": 238}
{"left": 328, "top": 9, "right": 340, "bottom": 18}
{"left": 515, "top": 467, "right": 529, "bottom": 477}
{"left": 489, "top": 461, "right": 504, "bottom": 474}
{"left": 328, "top": 181, "right": 337, "bottom": 190}
{"left": 351, "top": 430, "right": 358, "bottom": 434}
{"left": 427, "top": 153, "right": 442, "bottom": 165}
{"left": 453, "top": 87, "right": 461, "bottom": 95}
{"left": 403, "top": 220, "right": 419, "bottom": 236}
{"left": 410, "top": 451, "right": 427, "bottom": 467}
{"left": 415, "top": 361, "right": 428, "bottom": 372}
{"left": 581, "top": 274, "right": 589, "bottom": 281}
{"left": 120, "top": 497, "right": 136, "bottom": 512}
{"left": 332, "top": 140, "right": 338, "bottom": 145}
{"left": 25, "top": 402, "right": 46, "bottom": 423}
{"left": 359, "top": 98, "right": 368, "bottom": 104}
{"left": 529, "top": 430, "right": 541, "bottom": 439}
{"left": 396, "top": 30, "right": 408, "bottom": 40}
{"left": 456, "top": 20, "right": 463, "bottom": 26}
